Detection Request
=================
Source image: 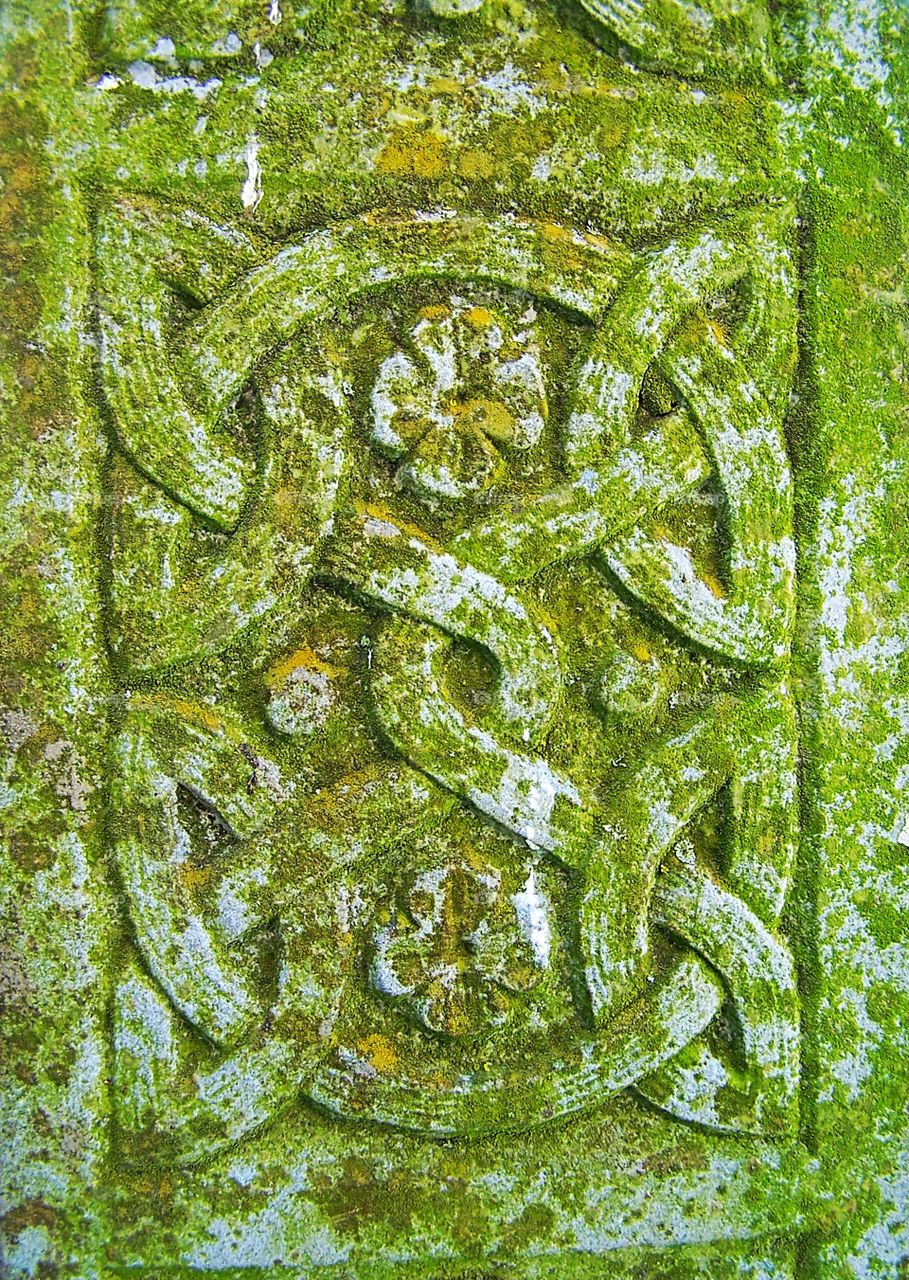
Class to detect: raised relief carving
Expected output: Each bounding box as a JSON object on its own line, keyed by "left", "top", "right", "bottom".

{"left": 369, "top": 296, "right": 547, "bottom": 504}
{"left": 416, "top": 0, "right": 771, "bottom": 80}
{"left": 371, "top": 853, "right": 551, "bottom": 1038}
{"left": 574, "top": 0, "right": 774, "bottom": 78}
{"left": 99, "top": 193, "right": 800, "bottom": 1161}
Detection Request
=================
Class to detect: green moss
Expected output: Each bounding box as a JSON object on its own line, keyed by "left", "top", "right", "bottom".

{"left": 2, "top": 0, "right": 909, "bottom": 1274}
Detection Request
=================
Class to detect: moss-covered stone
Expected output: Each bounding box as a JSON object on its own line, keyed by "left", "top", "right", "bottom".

{"left": 1, "top": 0, "right": 907, "bottom": 1276}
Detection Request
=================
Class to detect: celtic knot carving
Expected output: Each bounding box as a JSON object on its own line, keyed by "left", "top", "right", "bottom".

{"left": 100, "top": 195, "right": 800, "bottom": 1161}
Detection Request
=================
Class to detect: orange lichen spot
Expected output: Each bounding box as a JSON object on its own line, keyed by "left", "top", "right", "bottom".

{"left": 358, "top": 1033, "right": 398, "bottom": 1073}
{"left": 134, "top": 1174, "right": 174, "bottom": 1200}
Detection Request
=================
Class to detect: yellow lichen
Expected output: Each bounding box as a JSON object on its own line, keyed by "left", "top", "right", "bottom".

{"left": 708, "top": 317, "right": 729, "bottom": 346}
{"left": 458, "top": 150, "right": 495, "bottom": 180}
{"left": 136, "top": 695, "right": 223, "bottom": 734}
{"left": 702, "top": 570, "right": 727, "bottom": 599}
{"left": 355, "top": 500, "right": 442, "bottom": 549}
{"left": 451, "top": 396, "right": 516, "bottom": 442}
{"left": 267, "top": 644, "right": 341, "bottom": 685}
{"left": 375, "top": 129, "right": 448, "bottom": 179}
{"left": 463, "top": 306, "right": 495, "bottom": 329}
{"left": 357, "top": 1033, "right": 399, "bottom": 1072}
{"left": 178, "top": 863, "right": 217, "bottom": 894}
{"left": 418, "top": 303, "right": 451, "bottom": 321}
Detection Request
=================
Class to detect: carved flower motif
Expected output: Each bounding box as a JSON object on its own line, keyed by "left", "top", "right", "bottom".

{"left": 369, "top": 298, "right": 547, "bottom": 503}
{"left": 370, "top": 856, "right": 551, "bottom": 1038}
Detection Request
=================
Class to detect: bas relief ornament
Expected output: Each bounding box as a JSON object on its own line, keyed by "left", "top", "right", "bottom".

{"left": 2, "top": 0, "right": 907, "bottom": 1274}
{"left": 100, "top": 192, "right": 801, "bottom": 1155}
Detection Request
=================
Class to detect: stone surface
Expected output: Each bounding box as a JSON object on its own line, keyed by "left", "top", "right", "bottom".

{"left": 0, "top": 0, "right": 907, "bottom": 1276}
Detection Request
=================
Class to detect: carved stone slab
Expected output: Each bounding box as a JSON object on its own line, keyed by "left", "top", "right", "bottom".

{"left": 1, "top": 1, "right": 907, "bottom": 1276}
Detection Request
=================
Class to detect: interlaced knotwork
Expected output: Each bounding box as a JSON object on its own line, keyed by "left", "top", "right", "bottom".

{"left": 101, "top": 199, "right": 800, "bottom": 1157}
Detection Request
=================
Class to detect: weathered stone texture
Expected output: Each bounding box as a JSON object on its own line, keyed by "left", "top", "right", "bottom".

{"left": 0, "top": 1, "right": 907, "bottom": 1276}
